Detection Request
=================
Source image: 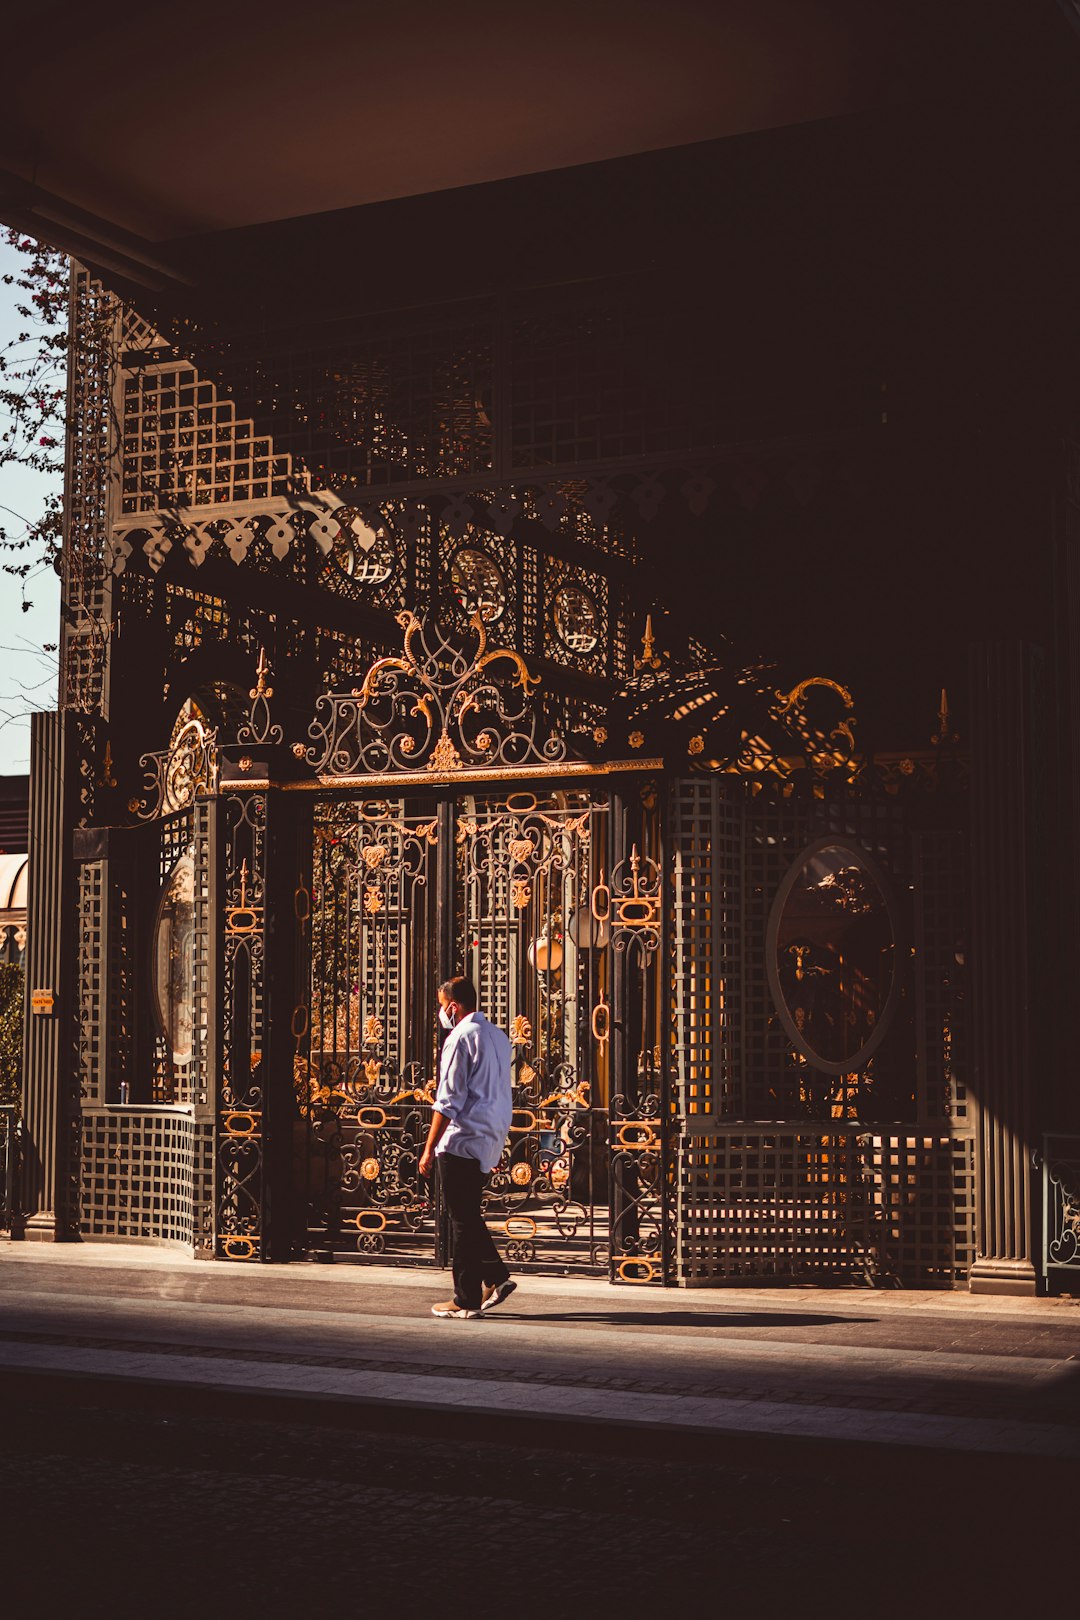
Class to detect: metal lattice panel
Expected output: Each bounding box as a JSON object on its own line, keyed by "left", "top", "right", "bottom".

{"left": 672, "top": 780, "right": 931, "bottom": 1124}
{"left": 105, "top": 863, "right": 134, "bottom": 1105}
{"left": 233, "top": 312, "right": 495, "bottom": 489}
{"left": 80, "top": 1107, "right": 198, "bottom": 1245}
{"left": 738, "top": 788, "right": 812, "bottom": 1118}
{"left": 678, "top": 1128, "right": 975, "bottom": 1286}
{"left": 120, "top": 361, "right": 294, "bottom": 515}
{"left": 76, "top": 861, "right": 105, "bottom": 1104}
{"left": 63, "top": 272, "right": 115, "bottom": 715}
{"left": 192, "top": 1118, "right": 215, "bottom": 1256}
{"left": 670, "top": 781, "right": 741, "bottom": 1119}
{"left": 861, "top": 1133, "right": 976, "bottom": 1283}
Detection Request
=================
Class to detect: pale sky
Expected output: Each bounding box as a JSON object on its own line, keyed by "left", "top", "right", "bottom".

{"left": 0, "top": 235, "right": 62, "bottom": 776}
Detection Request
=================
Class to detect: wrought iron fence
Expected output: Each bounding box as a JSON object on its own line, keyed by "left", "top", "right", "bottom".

{"left": 0, "top": 1105, "right": 19, "bottom": 1233}
{"left": 1042, "top": 1135, "right": 1080, "bottom": 1280}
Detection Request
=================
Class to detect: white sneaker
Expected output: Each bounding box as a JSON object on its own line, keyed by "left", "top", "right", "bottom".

{"left": 481, "top": 1280, "right": 517, "bottom": 1312}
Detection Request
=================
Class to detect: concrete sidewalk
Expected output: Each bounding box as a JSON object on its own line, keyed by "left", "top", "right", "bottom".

{"left": 2, "top": 1242, "right": 1078, "bottom": 1459}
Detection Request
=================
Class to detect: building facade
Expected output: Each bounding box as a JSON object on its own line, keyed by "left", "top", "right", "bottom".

{"left": 11, "top": 11, "right": 1080, "bottom": 1292}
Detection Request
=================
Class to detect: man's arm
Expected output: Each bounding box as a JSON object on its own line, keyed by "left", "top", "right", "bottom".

{"left": 419, "top": 1030, "right": 472, "bottom": 1177}
{"left": 418, "top": 1110, "right": 450, "bottom": 1179}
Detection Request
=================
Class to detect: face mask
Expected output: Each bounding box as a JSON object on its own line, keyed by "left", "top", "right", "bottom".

{"left": 438, "top": 1005, "right": 455, "bottom": 1031}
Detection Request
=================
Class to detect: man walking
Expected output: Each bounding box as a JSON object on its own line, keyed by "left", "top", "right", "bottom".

{"left": 419, "top": 975, "right": 517, "bottom": 1319}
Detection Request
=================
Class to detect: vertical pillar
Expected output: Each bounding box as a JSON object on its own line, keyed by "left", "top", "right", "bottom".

{"left": 215, "top": 788, "right": 268, "bottom": 1260}
{"left": 434, "top": 796, "right": 455, "bottom": 1267}
{"left": 967, "top": 643, "right": 1042, "bottom": 1293}
{"left": 18, "top": 710, "right": 79, "bottom": 1239}
{"left": 262, "top": 787, "right": 305, "bottom": 1263}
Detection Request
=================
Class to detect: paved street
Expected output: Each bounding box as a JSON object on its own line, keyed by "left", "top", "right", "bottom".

{"left": 1, "top": 1245, "right": 1077, "bottom": 1616}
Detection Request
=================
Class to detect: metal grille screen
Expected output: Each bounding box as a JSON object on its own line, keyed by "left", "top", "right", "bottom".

{"left": 669, "top": 777, "right": 973, "bottom": 1285}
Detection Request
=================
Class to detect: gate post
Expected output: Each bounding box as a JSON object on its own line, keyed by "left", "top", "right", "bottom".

{"left": 967, "top": 642, "right": 1043, "bottom": 1294}
{"left": 18, "top": 710, "right": 80, "bottom": 1239}
{"left": 263, "top": 785, "right": 306, "bottom": 1262}
{"left": 214, "top": 783, "right": 269, "bottom": 1260}
{"left": 434, "top": 797, "right": 456, "bottom": 1267}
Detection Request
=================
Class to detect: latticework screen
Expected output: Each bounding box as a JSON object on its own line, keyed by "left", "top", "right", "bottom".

{"left": 679, "top": 1129, "right": 976, "bottom": 1286}
{"left": 81, "top": 1107, "right": 201, "bottom": 1245}
{"left": 669, "top": 775, "right": 973, "bottom": 1285}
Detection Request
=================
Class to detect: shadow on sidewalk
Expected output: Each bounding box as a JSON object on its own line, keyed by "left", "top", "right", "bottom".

{"left": 486, "top": 1310, "right": 876, "bottom": 1328}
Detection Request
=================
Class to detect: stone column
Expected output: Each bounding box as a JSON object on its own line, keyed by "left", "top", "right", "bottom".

{"left": 967, "top": 643, "right": 1042, "bottom": 1293}
{"left": 18, "top": 710, "right": 79, "bottom": 1239}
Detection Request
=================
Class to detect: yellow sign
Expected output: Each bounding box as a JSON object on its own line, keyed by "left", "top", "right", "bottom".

{"left": 31, "top": 988, "right": 55, "bottom": 1015}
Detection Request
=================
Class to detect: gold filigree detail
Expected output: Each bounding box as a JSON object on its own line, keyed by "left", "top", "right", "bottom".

{"left": 360, "top": 1157, "right": 380, "bottom": 1181}
{"left": 628, "top": 730, "right": 645, "bottom": 750}
{"left": 775, "top": 675, "right": 857, "bottom": 764}
{"left": 511, "top": 1162, "right": 533, "bottom": 1186}
{"left": 362, "top": 844, "right": 387, "bottom": 868}
{"left": 509, "top": 838, "right": 534, "bottom": 865}
{"left": 363, "top": 1059, "right": 382, "bottom": 1085}
{"left": 429, "top": 732, "right": 462, "bottom": 772}
{"left": 593, "top": 725, "right": 608, "bottom": 745}
{"left": 688, "top": 734, "right": 704, "bottom": 756}
{"left": 250, "top": 647, "right": 273, "bottom": 701}
{"left": 225, "top": 859, "right": 260, "bottom": 936}
{"left": 511, "top": 879, "right": 531, "bottom": 909}
{"left": 612, "top": 847, "right": 661, "bottom": 932}
{"left": 364, "top": 1014, "right": 384, "bottom": 1043}
{"left": 307, "top": 608, "right": 565, "bottom": 778}
{"left": 510, "top": 1014, "right": 533, "bottom": 1046}
{"left": 363, "top": 886, "right": 383, "bottom": 914}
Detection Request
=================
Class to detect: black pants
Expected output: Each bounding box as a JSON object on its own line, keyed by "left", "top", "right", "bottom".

{"left": 439, "top": 1151, "right": 510, "bottom": 1310}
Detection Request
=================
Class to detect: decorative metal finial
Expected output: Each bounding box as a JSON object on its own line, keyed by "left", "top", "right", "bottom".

{"left": 932, "top": 686, "right": 958, "bottom": 747}
{"left": 251, "top": 647, "right": 273, "bottom": 701}
{"left": 635, "top": 614, "right": 663, "bottom": 672}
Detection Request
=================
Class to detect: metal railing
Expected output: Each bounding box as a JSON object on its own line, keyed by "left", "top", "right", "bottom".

{"left": 1042, "top": 1134, "right": 1080, "bottom": 1281}
{"left": 0, "top": 1104, "right": 19, "bottom": 1233}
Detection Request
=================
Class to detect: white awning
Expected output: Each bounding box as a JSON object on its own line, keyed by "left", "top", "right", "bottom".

{"left": 0, "top": 853, "right": 28, "bottom": 912}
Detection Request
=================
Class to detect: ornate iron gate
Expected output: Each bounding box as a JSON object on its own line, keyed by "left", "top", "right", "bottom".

{"left": 291, "top": 784, "right": 669, "bottom": 1279}
{"left": 461, "top": 790, "right": 609, "bottom": 1273}
{"left": 297, "top": 798, "right": 442, "bottom": 1262}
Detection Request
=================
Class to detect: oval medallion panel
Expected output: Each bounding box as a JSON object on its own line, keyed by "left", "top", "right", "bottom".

{"left": 552, "top": 584, "right": 599, "bottom": 653}
{"left": 450, "top": 547, "right": 507, "bottom": 624}
{"left": 766, "top": 838, "right": 901, "bottom": 1075}
{"left": 152, "top": 849, "right": 196, "bottom": 1066}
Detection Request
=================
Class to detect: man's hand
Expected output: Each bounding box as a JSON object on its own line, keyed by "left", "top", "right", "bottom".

{"left": 419, "top": 1108, "right": 449, "bottom": 1180}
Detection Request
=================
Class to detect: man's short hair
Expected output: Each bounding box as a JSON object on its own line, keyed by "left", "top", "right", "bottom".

{"left": 439, "top": 975, "right": 477, "bottom": 1012}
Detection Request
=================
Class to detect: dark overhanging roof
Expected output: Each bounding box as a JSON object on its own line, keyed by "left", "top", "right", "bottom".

{"left": 1, "top": 2, "right": 1077, "bottom": 299}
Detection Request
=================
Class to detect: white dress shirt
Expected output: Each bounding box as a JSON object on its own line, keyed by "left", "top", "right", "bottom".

{"left": 434, "top": 1010, "right": 513, "bottom": 1173}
